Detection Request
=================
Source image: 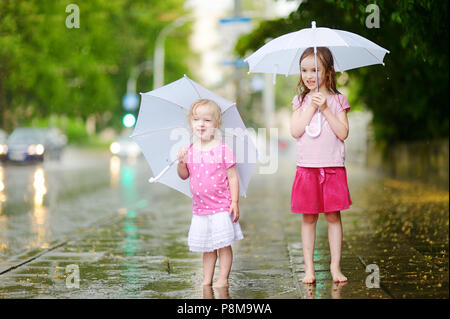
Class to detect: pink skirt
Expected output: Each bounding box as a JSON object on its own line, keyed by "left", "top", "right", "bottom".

{"left": 291, "top": 166, "right": 352, "bottom": 214}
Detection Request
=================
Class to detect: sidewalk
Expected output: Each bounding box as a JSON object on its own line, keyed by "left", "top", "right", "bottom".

{"left": 0, "top": 164, "right": 448, "bottom": 299}
{"left": 0, "top": 208, "right": 296, "bottom": 299}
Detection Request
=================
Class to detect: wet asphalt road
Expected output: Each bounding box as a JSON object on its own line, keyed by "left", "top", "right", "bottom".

{"left": 0, "top": 146, "right": 448, "bottom": 298}
{"left": 0, "top": 147, "right": 155, "bottom": 258}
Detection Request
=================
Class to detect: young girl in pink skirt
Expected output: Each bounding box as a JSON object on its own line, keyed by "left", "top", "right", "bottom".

{"left": 177, "top": 99, "right": 243, "bottom": 288}
{"left": 290, "top": 47, "right": 352, "bottom": 284}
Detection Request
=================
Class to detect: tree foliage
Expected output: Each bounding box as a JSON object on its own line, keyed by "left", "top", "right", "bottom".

{"left": 235, "top": 0, "right": 449, "bottom": 143}
{"left": 0, "top": 0, "right": 190, "bottom": 131}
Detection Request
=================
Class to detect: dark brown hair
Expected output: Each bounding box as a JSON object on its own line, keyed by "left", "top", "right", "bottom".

{"left": 296, "top": 47, "right": 341, "bottom": 106}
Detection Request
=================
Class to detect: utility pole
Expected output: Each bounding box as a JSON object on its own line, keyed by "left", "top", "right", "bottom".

{"left": 153, "top": 16, "right": 191, "bottom": 90}
{"left": 233, "top": 0, "right": 244, "bottom": 112}
{"left": 127, "top": 60, "right": 153, "bottom": 94}
{"left": 234, "top": 0, "right": 241, "bottom": 16}
{"left": 262, "top": 0, "right": 275, "bottom": 130}
{"left": 121, "top": 60, "right": 153, "bottom": 129}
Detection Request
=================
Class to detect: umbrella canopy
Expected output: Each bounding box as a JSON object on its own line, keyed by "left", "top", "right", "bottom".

{"left": 245, "top": 21, "right": 390, "bottom": 79}
{"left": 245, "top": 21, "right": 389, "bottom": 137}
{"left": 130, "top": 74, "right": 257, "bottom": 198}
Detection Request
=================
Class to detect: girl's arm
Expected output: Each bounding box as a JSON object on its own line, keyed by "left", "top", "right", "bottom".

{"left": 321, "top": 108, "right": 349, "bottom": 141}
{"left": 177, "top": 148, "right": 189, "bottom": 180}
{"left": 290, "top": 99, "right": 317, "bottom": 139}
{"left": 226, "top": 165, "right": 239, "bottom": 222}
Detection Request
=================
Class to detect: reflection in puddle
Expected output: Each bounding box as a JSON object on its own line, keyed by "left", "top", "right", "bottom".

{"left": 33, "top": 167, "right": 47, "bottom": 221}
{"left": 30, "top": 167, "right": 50, "bottom": 249}
{"left": 110, "top": 156, "right": 120, "bottom": 187}
{"left": 118, "top": 162, "right": 141, "bottom": 295}
{"left": 330, "top": 281, "right": 347, "bottom": 299}
{"left": 121, "top": 210, "right": 140, "bottom": 295}
{"left": 0, "top": 166, "right": 6, "bottom": 212}
{"left": 303, "top": 282, "right": 316, "bottom": 299}
{"left": 0, "top": 166, "right": 7, "bottom": 253}
{"left": 110, "top": 156, "right": 140, "bottom": 188}
{"left": 302, "top": 281, "right": 347, "bottom": 299}
{"left": 203, "top": 285, "right": 230, "bottom": 299}
{"left": 0, "top": 216, "right": 7, "bottom": 253}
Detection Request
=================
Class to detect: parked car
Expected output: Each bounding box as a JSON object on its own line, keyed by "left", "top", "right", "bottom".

{"left": 6, "top": 127, "right": 67, "bottom": 163}
{"left": 109, "top": 130, "right": 141, "bottom": 157}
{"left": 0, "top": 129, "right": 8, "bottom": 162}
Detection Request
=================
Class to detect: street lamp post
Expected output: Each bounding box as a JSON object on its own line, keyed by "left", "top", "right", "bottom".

{"left": 263, "top": 0, "right": 275, "bottom": 130}
{"left": 153, "top": 16, "right": 191, "bottom": 90}
{"left": 127, "top": 60, "right": 153, "bottom": 94}
{"left": 122, "top": 60, "right": 153, "bottom": 128}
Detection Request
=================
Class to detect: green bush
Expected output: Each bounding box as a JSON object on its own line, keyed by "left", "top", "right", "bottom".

{"left": 31, "top": 115, "right": 89, "bottom": 144}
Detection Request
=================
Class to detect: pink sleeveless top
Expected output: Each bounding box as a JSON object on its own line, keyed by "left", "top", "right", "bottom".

{"left": 292, "top": 94, "right": 350, "bottom": 168}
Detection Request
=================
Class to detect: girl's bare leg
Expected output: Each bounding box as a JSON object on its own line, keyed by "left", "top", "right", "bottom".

{"left": 324, "top": 211, "right": 347, "bottom": 282}
{"left": 213, "top": 246, "right": 232, "bottom": 287}
{"left": 202, "top": 250, "right": 217, "bottom": 286}
{"left": 302, "top": 214, "right": 319, "bottom": 284}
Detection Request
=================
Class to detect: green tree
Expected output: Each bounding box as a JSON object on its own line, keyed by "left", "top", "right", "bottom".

{"left": 235, "top": 0, "right": 449, "bottom": 143}
{"left": 0, "top": 0, "right": 191, "bottom": 133}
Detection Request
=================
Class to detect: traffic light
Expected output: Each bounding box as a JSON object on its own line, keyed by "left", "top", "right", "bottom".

{"left": 122, "top": 92, "right": 139, "bottom": 128}
{"left": 122, "top": 113, "right": 136, "bottom": 128}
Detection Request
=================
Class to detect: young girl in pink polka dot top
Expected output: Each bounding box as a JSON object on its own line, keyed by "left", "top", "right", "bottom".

{"left": 177, "top": 98, "right": 243, "bottom": 288}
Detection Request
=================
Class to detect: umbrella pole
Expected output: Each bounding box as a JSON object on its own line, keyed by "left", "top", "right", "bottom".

{"left": 305, "top": 21, "right": 322, "bottom": 138}
{"left": 314, "top": 46, "right": 319, "bottom": 93}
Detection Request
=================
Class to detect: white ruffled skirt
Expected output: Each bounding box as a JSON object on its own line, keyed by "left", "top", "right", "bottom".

{"left": 188, "top": 212, "right": 244, "bottom": 253}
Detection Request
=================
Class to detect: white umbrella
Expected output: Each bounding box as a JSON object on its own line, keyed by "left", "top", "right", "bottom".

{"left": 130, "top": 74, "right": 257, "bottom": 198}
{"left": 244, "top": 21, "right": 389, "bottom": 137}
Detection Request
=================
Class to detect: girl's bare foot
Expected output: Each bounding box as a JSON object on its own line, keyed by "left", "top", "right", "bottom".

{"left": 202, "top": 281, "right": 212, "bottom": 286}
{"left": 302, "top": 272, "right": 316, "bottom": 284}
{"left": 213, "top": 279, "right": 229, "bottom": 288}
{"left": 330, "top": 265, "right": 347, "bottom": 282}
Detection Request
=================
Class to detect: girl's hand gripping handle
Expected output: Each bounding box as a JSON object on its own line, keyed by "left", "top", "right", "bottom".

{"left": 177, "top": 148, "right": 188, "bottom": 164}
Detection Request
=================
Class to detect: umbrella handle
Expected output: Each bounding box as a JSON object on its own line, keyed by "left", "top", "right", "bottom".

{"left": 148, "top": 158, "right": 179, "bottom": 183}
{"left": 305, "top": 112, "right": 322, "bottom": 137}
{"left": 148, "top": 143, "right": 193, "bottom": 183}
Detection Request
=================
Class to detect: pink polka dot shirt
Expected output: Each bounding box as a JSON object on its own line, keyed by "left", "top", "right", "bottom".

{"left": 185, "top": 141, "right": 236, "bottom": 215}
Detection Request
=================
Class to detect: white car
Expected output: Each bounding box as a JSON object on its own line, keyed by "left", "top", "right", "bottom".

{"left": 110, "top": 132, "right": 141, "bottom": 157}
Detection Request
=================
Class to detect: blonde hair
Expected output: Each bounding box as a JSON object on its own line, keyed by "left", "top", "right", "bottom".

{"left": 187, "top": 99, "right": 222, "bottom": 128}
